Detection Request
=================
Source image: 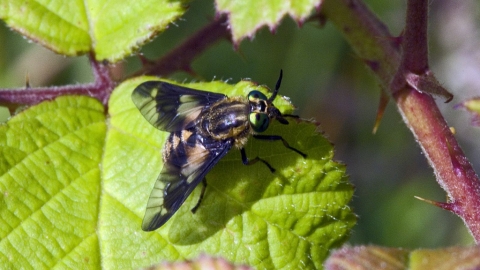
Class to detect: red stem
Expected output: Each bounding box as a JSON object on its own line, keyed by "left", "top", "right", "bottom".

{"left": 0, "top": 53, "right": 115, "bottom": 108}
{"left": 0, "top": 15, "right": 231, "bottom": 108}
{"left": 403, "top": 0, "right": 428, "bottom": 73}
{"left": 133, "top": 15, "right": 230, "bottom": 77}
{"left": 323, "top": 0, "right": 480, "bottom": 242}
{"left": 393, "top": 0, "right": 480, "bottom": 241}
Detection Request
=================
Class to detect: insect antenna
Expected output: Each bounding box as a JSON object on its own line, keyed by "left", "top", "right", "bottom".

{"left": 267, "top": 69, "right": 283, "bottom": 103}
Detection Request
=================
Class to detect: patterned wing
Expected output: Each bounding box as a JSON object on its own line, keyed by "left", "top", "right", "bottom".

{"left": 142, "top": 130, "right": 233, "bottom": 231}
{"left": 132, "top": 81, "right": 227, "bottom": 132}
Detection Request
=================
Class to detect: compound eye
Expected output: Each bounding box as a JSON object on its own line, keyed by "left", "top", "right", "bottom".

{"left": 249, "top": 112, "right": 269, "bottom": 132}
{"left": 248, "top": 90, "right": 268, "bottom": 102}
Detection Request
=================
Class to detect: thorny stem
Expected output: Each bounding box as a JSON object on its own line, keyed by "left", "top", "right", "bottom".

{"left": 395, "top": 0, "right": 480, "bottom": 240}
{"left": 0, "top": 15, "right": 236, "bottom": 255}
{"left": 323, "top": 0, "right": 480, "bottom": 242}
{"left": 133, "top": 15, "right": 230, "bottom": 77}
{"left": 0, "top": 16, "right": 230, "bottom": 109}
{"left": 400, "top": 0, "right": 428, "bottom": 73}
{"left": 391, "top": 0, "right": 452, "bottom": 100}
{"left": 0, "top": 53, "right": 115, "bottom": 109}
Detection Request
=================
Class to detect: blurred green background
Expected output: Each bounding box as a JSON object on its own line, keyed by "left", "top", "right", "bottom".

{"left": 1, "top": 0, "right": 478, "bottom": 248}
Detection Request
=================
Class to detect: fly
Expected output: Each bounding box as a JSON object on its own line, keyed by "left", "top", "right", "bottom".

{"left": 131, "top": 70, "right": 306, "bottom": 231}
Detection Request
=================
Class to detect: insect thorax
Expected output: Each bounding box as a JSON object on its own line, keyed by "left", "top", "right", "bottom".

{"left": 197, "top": 96, "right": 251, "bottom": 147}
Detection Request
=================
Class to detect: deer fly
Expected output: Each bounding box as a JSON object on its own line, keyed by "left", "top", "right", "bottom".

{"left": 132, "top": 70, "right": 306, "bottom": 231}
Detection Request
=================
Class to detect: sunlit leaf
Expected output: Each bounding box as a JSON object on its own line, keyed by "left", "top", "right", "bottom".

{"left": 1, "top": 78, "right": 354, "bottom": 269}
{"left": 215, "top": 0, "right": 321, "bottom": 44}
{"left": 0, "top": 0, "right": 189, "bottom": 61}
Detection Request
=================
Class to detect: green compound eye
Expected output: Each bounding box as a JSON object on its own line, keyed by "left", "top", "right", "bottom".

{"left": 249, "top": 112, "right": 270, "bottom": 132}
{"left": 247, "top": 90, "right": 268, "bottom": 102}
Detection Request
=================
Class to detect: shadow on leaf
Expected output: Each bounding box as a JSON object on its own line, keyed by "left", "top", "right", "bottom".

{"left": 166, "top": 121, "right": 333, "bottom": 245}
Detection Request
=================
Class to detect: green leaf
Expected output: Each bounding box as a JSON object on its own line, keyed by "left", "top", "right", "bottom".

{"left": 0, "top": 0, "right": 189, "bottom": 61}
{"left": 106, "top": 77, "right": 355, "bottom": 268}
{"left": 0, "top": 96, "right": 105, "bottom": 269}
{"left": 215, "top": 0, "right": 321, "bottom": 44}
{"left": 1, "top": 78, "right": 355, "bottom": 269}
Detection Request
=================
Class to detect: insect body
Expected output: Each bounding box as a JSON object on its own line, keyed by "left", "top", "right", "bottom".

{"left": 132, "top": 70, "right": 306, "bottom": 231}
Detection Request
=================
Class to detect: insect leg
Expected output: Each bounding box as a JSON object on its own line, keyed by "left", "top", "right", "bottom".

{"left": 253, "top": 135, "right": 307, "bottom": 158}
{"left": 282, "top": 114, "right": 299, "bottom": 119}
{"left": 191, "top": 178, "right": 207, "bottom": 213}
{"left": 240, "top": 148, "right": 276, "bottom": 173}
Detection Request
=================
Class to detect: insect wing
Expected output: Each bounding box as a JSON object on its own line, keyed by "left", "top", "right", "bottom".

{"left": 132, "top": 81, "right": 227, "bottom": 132}
{"left": 142, "top": 131, "right": 233, "bottom": 231}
